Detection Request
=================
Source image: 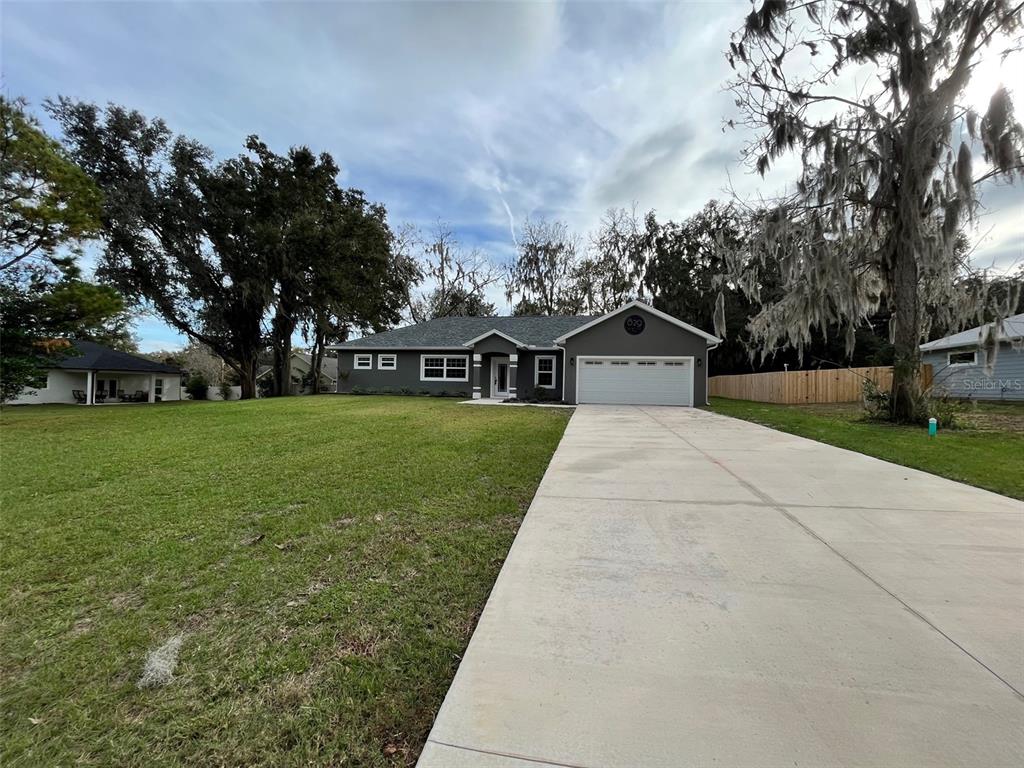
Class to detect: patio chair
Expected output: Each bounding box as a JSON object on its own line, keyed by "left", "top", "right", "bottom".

{"left": 132, "top": 390, "right": 146, "bottom": 402}
{"left": 94, "top": 391, "right": 107, "bottom": 403}
{"left": 72, "top": 389, "right": 87, "bottom": 404}
{"left": 117, "top": 389, "right": 128, "bottom": 401}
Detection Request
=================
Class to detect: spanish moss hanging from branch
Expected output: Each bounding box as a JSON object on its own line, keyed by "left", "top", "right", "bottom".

{"left": 719, "top": 0, "right": 1024, "bottom": 422}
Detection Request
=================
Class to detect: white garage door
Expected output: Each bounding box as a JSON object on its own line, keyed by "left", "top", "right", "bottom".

{"left": 577, "top": 357, "right": 693, "bottom": 406}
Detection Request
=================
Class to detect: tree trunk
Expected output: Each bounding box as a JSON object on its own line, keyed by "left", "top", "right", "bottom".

{"left": 271, "top": 309, "right": 297, "bottom": 397}
{"left": 237, "top": 358, "right": 258, "bottom": 400}
{"left": 890, "top": 242, "right": 921, "bottom": 423}
{"left": 309, "top": 323, "right": 325, "bottom": 395}
{"left": 888, "top": 80, "right": 942, "bottom": 424}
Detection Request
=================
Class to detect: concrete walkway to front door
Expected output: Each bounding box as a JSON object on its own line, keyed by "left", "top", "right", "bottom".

{"left": 418, "top": 405, "right": 1023, "bottom": 767}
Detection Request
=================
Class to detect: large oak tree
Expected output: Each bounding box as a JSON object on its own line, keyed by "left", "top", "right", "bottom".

{"left": 49, "top": 99, "right": 274, "bottom": 398}
{"left": 48, "top": 100, "right": 412, "bottom": 399}
{"left": 723, "top": 0, "right": 1024, "bottom": 421}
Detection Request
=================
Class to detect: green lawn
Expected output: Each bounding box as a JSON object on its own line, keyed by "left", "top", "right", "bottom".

{"left": 708, "top": 397, "right": 1024, "bottom": 500}
{"left": 0, "top": 396, "right": 570, "bottom": 767}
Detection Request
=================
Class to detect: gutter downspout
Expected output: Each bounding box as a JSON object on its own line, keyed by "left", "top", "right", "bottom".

{"left": 705, "top": 342, "right": 720, "bottom": 405}
{"left": 556, "top": 344, "right": 568, "bottom": 404}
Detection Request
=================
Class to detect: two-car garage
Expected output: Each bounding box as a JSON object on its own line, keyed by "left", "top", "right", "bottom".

{"left": 555, "top": 301, "right": 719, "bottom": 407}
{"left": 576, "top": 357, "right": 694, "bottom": 406}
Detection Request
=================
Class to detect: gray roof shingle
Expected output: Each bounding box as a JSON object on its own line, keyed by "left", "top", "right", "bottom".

{"left": 920, "top": 312, "right": 1024, "bottom": 352}
{"left": 332, "top": 315, "right": 595, "bottom": 349}
{"left": 51, "top": 341, "right": 181, "bottom": 373}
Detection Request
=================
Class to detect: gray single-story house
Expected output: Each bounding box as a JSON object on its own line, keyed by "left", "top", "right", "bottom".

{"left": 10, "top": 340, "right": 182, "bottom": 405}
{"left": 328, "top": 300, "right": 722, "bottom": 406}
{"left": 921, "top": 312, "right": 1024, "bottom": 401}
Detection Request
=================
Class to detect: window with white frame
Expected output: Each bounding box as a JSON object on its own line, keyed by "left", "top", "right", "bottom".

{"left": 354, "top": 354, "right": 373, "bottom": 369}
{"left": 420, "top": 355, "right": 468, "bottom": 381}
{"left": 947, "top": 350, "right": 977, "bottom": 366}
{"left": 378, "top": 354, "right": 397, "bottom": 370}
{"left": 535, "top": 355, "right": 556, "bottom": 388}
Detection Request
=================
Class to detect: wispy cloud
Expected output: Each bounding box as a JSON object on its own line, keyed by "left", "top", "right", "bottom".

{"left": 3, "top": 0, "right": 1021, "bottom": 348}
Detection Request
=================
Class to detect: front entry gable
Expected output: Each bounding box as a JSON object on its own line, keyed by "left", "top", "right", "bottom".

{"left": 465, "top": 329, "right": 521, "bottom": 356}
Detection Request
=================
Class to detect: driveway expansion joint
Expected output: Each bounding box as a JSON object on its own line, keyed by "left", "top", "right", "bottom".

{"left": 426, "top": 739, "right": 602, "bottom": 768}
{"left": 536, "top": 492, "right": 979, "bottom": 515}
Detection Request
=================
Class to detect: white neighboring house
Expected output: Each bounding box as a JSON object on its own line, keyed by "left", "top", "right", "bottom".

{"left": 256, "top": 351, "right": 338, "bottom": 395}
{"left": 920, "top": 312, "right": 1024, "bottom": 401}
{"left": 10, "top": 340, "right": 182, "bottom": 405}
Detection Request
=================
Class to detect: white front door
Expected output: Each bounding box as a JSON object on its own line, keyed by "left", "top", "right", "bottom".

{"left": 491, "top": 357, "right": 511, "bottom": 398}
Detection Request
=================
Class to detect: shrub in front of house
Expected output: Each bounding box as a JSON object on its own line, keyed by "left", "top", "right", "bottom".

{"left": 926, "top": 395, "right": 970, "bottom": 429}
{"left": 862, "top": 379, "right": 968, "bottom": 428}
{"left": 185, "top": 374, "right": 208, "bottom": 400}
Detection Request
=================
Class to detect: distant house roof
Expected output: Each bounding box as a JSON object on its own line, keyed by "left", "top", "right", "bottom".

{"left": 920, "top": 312, "right": 1024, "bottom": 353}
{"left": 329, "top": 315, "right": 596, "bottom": 349}
{"left": 295, "top": 352, "right": 339, "bottom": 380}
{"left": 256, "top": 352, "right": 339, "bottom": 381}
{"left": 49, "top": 340, "right": 181, "bottom": 374}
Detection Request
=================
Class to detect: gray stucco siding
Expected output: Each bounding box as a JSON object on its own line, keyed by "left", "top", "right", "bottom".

{"left": 514, "top": 350, "right": 564, "bottom": 401}
{"left": 561, "top": 307, "right": 711, "bottom": 405}
{"left": 337, "top": 350, "right": 472, "bottom": 396}
{"left": 924, "top": 343, "right": 1024, "bottom": 401}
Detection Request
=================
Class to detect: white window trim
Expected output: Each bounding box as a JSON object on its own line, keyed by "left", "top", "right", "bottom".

{"left": 534, "top": 355, "right": 556, "bottom": 389}
{"left": 377, "top": 354, "right": 397, "bottom": 370}
{"left": 354, "top": 354, "right": 373, "bottom": 370}
{"left": 419, "top": 354, "right": 469, "bottom": 382}
{"left": 947, "top": 350, "right": 978, "bottom": 367}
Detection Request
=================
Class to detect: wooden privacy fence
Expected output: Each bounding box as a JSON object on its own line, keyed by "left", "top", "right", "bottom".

{"left": 709, "top": 365, "right": 934, "bottom": 404}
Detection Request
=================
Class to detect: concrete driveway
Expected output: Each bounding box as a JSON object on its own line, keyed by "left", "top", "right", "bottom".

{"left": 418, "top": 406, "right": 1024, "bottom": 767}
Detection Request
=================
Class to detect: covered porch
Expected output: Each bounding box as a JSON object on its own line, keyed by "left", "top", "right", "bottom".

{"left": 466, "top": 331, "right": 563, "bottom": 403}
{"left": 72, "top": 369, "right": 176, "bottom": 405}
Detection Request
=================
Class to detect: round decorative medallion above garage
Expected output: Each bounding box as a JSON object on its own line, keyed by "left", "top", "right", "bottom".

{"left": 624, "top": 314, "right": 646, "bottom": 335}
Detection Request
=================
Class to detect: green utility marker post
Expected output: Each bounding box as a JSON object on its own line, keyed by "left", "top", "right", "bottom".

{"left": 928, "top": 417, "right": 937, "bottom": 437}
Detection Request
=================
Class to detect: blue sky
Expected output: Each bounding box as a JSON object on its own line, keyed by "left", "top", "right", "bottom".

{"left": 3, "top": 0, "right": 1022, "bottom": 351}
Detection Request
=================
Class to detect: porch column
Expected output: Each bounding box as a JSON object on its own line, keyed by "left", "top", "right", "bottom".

{"left": 86, "top": 370, "right": 95, "bottom": 405}
{"left": 149, "top": 373, "right": 156, "bottom": 403}
{"left": 471, "top": 354, "right": 482, "bottom": 399}
{"left": 508, "top": 353, "right": 518, "bottom": 398}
